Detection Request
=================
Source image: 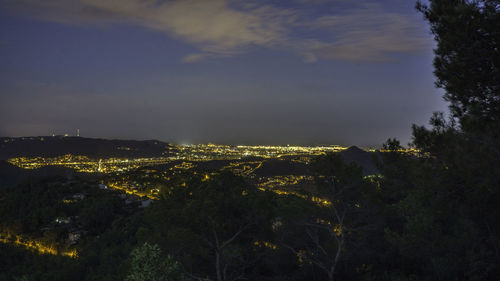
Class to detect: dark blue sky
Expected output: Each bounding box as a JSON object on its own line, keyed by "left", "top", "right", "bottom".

{"left": 0, "top": 0, "right": 447, "bottom": 146}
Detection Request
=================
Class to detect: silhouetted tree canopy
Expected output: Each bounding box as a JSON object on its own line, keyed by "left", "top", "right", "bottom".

{"left": 416, "top": 0, "right": 500, "bottom": 130}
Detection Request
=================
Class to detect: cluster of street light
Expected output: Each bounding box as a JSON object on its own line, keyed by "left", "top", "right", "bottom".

{"left": 0, "top": 231, "right": 78, "bottom": 258}
{"left": 7, "top": 144, "right": 350, "bottom": 173}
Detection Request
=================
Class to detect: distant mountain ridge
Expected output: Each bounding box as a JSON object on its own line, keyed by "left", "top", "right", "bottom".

{"left": 0, "top": 136, "right": 171, "bottom": 160}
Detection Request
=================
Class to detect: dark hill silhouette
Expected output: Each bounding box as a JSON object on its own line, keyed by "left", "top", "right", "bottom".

{"left": 338, "top": 146, "right": 379, "bottom": 175}
{"left": 0, "top": 136, "right": 171, "bottom": 160}
{"left": 0, "top": 160, "right": 27, "bottom": 187}
{"left": 193, "top": 160, "right": 231, "bottom": 172}
{"left": 253, "top": 159, "right": 311, "bottom": 176}
{"left": 0, "top": 160, "right": 86, "bottom": 188}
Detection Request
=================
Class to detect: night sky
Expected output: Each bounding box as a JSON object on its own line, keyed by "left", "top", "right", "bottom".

{"left": 0, "top": 0, "right": 447, "bottom": 147}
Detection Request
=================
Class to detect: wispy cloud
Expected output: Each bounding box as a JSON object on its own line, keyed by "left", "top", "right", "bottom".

{"left": 2, "top": 0, "right": 430, "bottom": 62}
{"left": 86, "top": 0, "right": 292, "bottom": 57}
{"left": 297, "top": 3, "right": 430, "bottom": 62}
{"left": 183, "top": 53, "right": 209, "bottom": 63}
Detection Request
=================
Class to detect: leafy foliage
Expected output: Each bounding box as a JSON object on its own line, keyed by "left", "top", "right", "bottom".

{"left": 141, "top": 171, "right": 278, "bottom": 281}
{"left": 376, "top": 1, "right": 500, "bottom": 280}
{"left": 416, "top": 0, "right": 500, "bottom": 128}
{"left": 125, "top": 242, "right": 188, "bottom": 281}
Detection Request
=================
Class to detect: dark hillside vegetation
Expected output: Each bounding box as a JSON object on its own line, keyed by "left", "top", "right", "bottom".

{"left": 253, "top": 158, "right": 310, "bottom": 176}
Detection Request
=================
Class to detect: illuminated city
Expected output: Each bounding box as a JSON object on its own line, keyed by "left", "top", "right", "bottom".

{"left": 5, "top": 143, "right": 351, "bottom": 202}
{"left": 7, "top": 143, "right": 349, "bottom": 172}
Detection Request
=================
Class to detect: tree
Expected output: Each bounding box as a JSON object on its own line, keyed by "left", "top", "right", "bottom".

{"left": 125, "top": 242, "right": 188, "bottom": 281}
{"left": 279, "top": 153, "right": 377, "bottom": 281}
{"left": 143, "top": 172, "right": 276, "bottom": 281}
{"left": 376, "top": 1, "right": 500, "bottom": 280}
{"left": 413, "top": 3, "right": 500, "bottom": 267}
{"left": 416, "top": 0, "right": 500, "bottom": 130}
